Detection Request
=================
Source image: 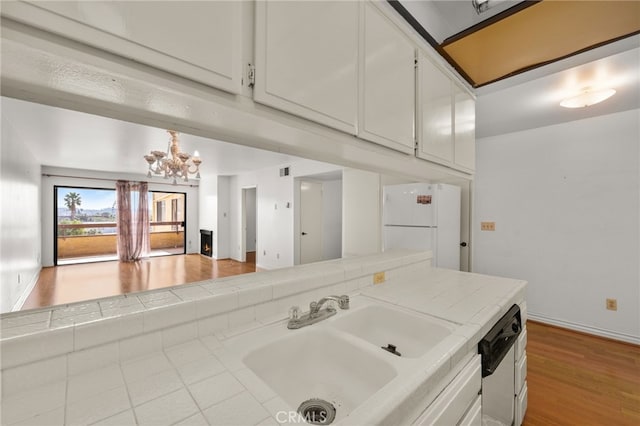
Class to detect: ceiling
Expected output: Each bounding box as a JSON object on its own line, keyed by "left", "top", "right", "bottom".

{"left": 1, "top": 96, "right": 299, "bottom": 178}
{"left": 399, "top": 0, "right": 640, "bottom": 139}
{"left": 400, "top": 0, "right": 640, "bottom": 88}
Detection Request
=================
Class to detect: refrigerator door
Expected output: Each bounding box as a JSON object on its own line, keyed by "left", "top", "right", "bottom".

{"left": 383, "top": 183, "right": 435, "bottom": 227}
{"left": 383, "top": 226, "right": 435, "bottom": 252}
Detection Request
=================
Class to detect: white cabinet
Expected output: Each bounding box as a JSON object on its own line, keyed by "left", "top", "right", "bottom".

{"left": 459, "top": 396, "right": 482, "bottom": 426}
{"left": 454, "top": 83, "right": 476, "bottom": 172}
{"left": 417, "top": 51, "right": 476, "bottom": 173}
{"left": 1, "top": 1, "right": 245, "bottom": 94}
{"left": 413, "top": 355, "right": 481, "bottom": 426}
{"left": 359, "top": 2, "right": 415, "bottom": 154}
{"left": 254, "top": 0, "right": 359, "bottom": 134}
{"left": 417, "top": 51, "right": 454, "bottom": 164}
{"left": 515, "top": 325, "right": 528, "bottom": 426}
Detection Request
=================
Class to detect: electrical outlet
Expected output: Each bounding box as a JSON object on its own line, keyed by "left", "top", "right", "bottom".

{"left": 481, "top": 222, "right": 496, "bottom": 231}
{"left": 606, "top": 298, "right": 617, "bottom": 311}
{"left": 373, "top": 272, "right": 386, "bottom": 285}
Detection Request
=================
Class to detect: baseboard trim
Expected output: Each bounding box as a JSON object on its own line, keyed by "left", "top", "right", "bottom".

{"left": 528, "top": 312, "right": 640, "bottom": 345}
{"left": 11, "top": 267, "right": 41, "bottom": 312}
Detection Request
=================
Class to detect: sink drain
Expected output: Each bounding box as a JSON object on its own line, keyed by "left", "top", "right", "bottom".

{"left": 297, "top": 398, "right": 336, "bottom": 425}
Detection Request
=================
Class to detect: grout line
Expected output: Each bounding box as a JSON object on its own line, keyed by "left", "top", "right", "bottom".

{"left": 116, "top": 360, "right": 139, "bottom": 426}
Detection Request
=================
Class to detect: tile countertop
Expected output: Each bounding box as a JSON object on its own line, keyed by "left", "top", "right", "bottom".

{"left": 1, "top": 267, "right": 526, "bottom": 426}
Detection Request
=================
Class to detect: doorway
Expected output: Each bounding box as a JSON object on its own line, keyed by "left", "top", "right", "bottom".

{"left": 241, "top": 187, "right": 257, "bottom": 264}
{"left": 149, "top": 191, "right": 186, "bottom": 257}
{"left": 299, "top": 181, "right": 324, "bottom": 264}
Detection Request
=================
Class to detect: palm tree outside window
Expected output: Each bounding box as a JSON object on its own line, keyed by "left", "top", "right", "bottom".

{"left": 64, "top": 192, "right": 82, "bottom": 220}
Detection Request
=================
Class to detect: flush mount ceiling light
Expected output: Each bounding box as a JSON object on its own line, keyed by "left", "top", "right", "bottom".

{"left": 144, "top": 130, "right": 202, "bottom": 184}
{"left": 559, "top": 88, "right": 617, "bottom": 108}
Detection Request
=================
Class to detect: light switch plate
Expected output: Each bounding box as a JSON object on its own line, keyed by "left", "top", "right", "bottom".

{"left": 373, "top": 272, "right": 386, "bottom": 285}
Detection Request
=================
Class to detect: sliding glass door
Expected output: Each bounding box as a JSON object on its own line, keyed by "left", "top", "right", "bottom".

{"left": 55, "top": 186, "right": 187, "bottom": 265}
{"left": 149, "top": 191, "right": 186, "bottom": 256}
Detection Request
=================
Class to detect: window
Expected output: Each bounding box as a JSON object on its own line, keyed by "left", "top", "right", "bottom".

{"left": 54, "top": 186, "right": 187, "bottom": 264}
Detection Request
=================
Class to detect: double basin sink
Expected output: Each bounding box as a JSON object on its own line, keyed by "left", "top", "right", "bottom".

{"left": 226, "top": 297, "right": 458, "bottom": 424}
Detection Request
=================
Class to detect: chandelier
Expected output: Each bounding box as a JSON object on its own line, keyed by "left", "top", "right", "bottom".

{"left": 144, "top": 130, "right": 202, "bottom": 184}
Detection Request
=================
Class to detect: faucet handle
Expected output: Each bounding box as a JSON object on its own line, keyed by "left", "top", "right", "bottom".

{"left": 338, "top": 295, "right": 350, "bottom": 309}
{"left": 289, "top": 306, "right": 301, "bottom": 321}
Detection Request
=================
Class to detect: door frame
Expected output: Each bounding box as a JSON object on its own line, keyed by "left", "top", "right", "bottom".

{"left": 240, "top": 186, "right": 257, "bottom": 263}
{"left": 295, "top": 179, "right": 325, "bottom": 265}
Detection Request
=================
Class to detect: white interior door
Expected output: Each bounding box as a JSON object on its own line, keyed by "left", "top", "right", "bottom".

{"left": 300, "top": 181, "right": 323, "bottom": 264}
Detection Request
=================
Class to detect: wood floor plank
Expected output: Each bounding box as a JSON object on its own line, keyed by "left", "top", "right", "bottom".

{"left": 21, "top": 254, "right": 258, "bottom": 310}
{"left": 524, "top": 321, "right": 640, "bottom": 426}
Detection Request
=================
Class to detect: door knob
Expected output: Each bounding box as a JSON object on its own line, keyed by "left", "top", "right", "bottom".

{"left": 460, "top": 242, "right": 467, "bottom": 247}
{"left": 302, "top": 232, "right": 307, "bottom": 236}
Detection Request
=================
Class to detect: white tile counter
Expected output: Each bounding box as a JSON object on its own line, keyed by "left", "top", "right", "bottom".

{"left": 0, "top": 252, "right": 526, "bottom": 426}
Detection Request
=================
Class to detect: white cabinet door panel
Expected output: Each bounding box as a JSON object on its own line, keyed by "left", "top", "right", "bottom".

{"left": 254, "top": 0, "right": 359, "bottom": 134}
{"left": 6, "top": 1, "right": 244, "bottom": 94}
{"left": 454, "top": 83, "right": 476, "bottom": 172}
{"left": 417, "top": 52, "right": 454, "bottom": 164}
{"left": 459, "top": 395, "right": 482, "bottom": 426}
{"left": 360, "top": 2, "right": 415, "bottom": 154}
{"left": 413, "top": 355, "right": 481, "bottom": 426}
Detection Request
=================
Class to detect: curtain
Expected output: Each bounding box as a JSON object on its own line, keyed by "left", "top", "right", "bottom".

{"left": 116, "top": 181, "right": 150, "bottom": 262}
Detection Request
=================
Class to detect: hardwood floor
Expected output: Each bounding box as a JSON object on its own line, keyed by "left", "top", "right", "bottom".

{"left": 524, "top": 321, "right": 640, "bottom": 426}
{"left": 22, "top": 254, "right": 258, "bottom": 310}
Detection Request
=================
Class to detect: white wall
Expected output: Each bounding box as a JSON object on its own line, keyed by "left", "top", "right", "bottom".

{"left": 343, "top": 168, "right": 382, "bottom": 257}
{"left": 228, "top": 159, "right": 342, "bottom": 269}
{"left": 217, "top": 176, "right": 230, "bottom": 259}
{"left": 198, "top": 175, "right": 218, "bottom": 258}
{"left": 0, "top": 119, "right": 42, "bottom": 312}
{"left": 322, "top": 179, "right": 343, "bottom": 260}
{"left": 474, "top": 109, "right": 640, "bottom": 343}
{"left": 229, "top": 169, "right": 293, "bottom": 269}
{"left": 41, "top": 167, "right": 200, "bottom": 266}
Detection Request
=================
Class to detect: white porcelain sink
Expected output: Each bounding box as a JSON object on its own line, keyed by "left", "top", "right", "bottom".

{"left": 243, "top": 328, "right": 397, "bottom": 423}
{"left": 331, "top": 304, "right": 455, "bottom": 358}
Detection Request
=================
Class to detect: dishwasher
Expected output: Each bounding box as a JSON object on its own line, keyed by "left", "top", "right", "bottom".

{"left": 479, "top": 304, "right": 522, "bottom": 426}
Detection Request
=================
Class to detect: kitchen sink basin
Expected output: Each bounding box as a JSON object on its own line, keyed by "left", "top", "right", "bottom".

{"left": 243, "top": 328, "right": 396, "bottom": 423}
{"left": 331, "top": 304, "right": 455, "bottom": 358}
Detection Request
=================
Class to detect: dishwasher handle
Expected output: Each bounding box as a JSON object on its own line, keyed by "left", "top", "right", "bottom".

{"left": 478, "top": 304, "right": 522, "bottom": 377}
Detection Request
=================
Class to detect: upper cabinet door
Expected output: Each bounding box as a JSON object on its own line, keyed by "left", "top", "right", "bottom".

{"left": 254, "top": 0, "right": 359, "bottom": 134}
{"left": 4, "top": 1, "right": 244, "bottom": 94}
{"left": 454, "top": 84, "right": 476, "bottom": 172}
{"left": 416, "top": 52, "right": 454, "bottom": 165}
{"left": 359, "top": 2, "right": 415, "bottom": 154}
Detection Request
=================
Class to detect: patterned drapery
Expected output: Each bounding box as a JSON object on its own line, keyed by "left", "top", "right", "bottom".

{"left": 116, "top": 181, "right": 150, "bottom": 262}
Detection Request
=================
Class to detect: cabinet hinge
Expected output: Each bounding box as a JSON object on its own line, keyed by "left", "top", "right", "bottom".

{"left": 247, "top": 64, "right": 256, "bottom": 88}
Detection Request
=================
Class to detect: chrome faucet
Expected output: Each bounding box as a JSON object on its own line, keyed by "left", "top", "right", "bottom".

{"left": 287, "top": 295, "right": 350, "bottom": 329}
{"left": 309, "top": 295, "right": 350, "bottom": 315}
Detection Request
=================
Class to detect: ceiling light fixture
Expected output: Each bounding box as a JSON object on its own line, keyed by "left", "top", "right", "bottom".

{"left": 144, "top": 130, "right": 202, "bottom": 184}
{"left": 559, "top": 88, "right": 616, "bottom": 108}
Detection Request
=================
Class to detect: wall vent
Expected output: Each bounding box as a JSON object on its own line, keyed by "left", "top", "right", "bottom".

{"left": 279, "top": 167, "right": 290, "bottom": 177}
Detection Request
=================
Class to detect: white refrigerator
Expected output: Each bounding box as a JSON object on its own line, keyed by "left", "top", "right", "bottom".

{"left": 383, "top": 183, "right": 461, "bottom": 270}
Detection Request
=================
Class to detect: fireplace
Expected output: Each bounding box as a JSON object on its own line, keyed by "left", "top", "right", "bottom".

{"left": 200, "top": 229, "right": 213, "bottom": 257}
